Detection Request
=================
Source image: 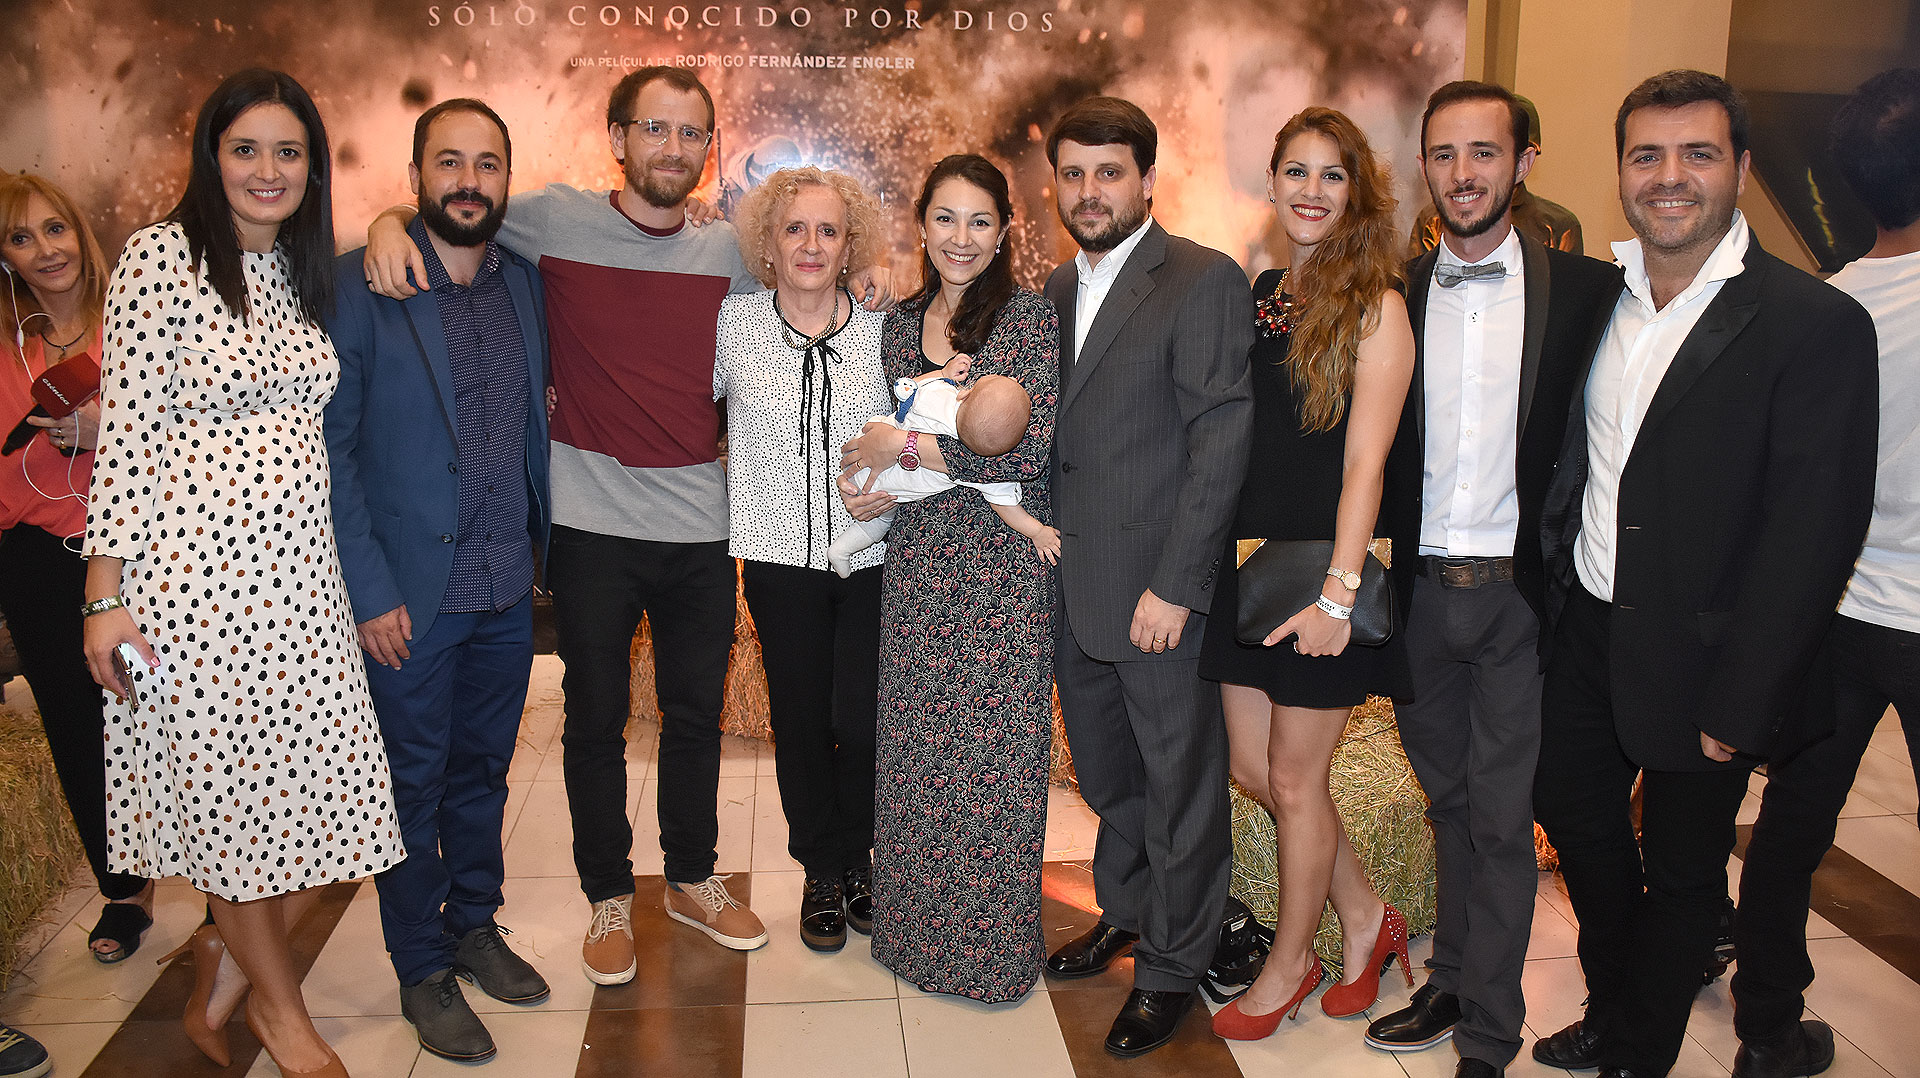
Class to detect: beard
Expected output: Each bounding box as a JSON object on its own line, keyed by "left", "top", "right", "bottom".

{"left": 419, "top": 188, "right": 506, "bottom": 246}
{"left": 1434, "top": 180, "right": 1517, "bottom": 241}
{"left": 628, "top": 153, "right": 703, "bottom": 209}
{"left": 1623, "top": 185, "right": 1737, "bottom": 256}
{"left": 1061, "top": 196, "right": 1149, "bottom": 253}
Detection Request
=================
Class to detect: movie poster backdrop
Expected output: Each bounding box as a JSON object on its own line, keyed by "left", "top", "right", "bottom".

{"left": 1, "top": 0, "right": 1465, "bottom": 286}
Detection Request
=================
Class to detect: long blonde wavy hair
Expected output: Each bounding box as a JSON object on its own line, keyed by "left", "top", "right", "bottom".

{"left": 1269, "top": 107, "right": 1402, "bottom": 432}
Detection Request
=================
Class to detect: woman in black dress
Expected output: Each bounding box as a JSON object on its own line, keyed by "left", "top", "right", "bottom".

{"left": 1204, "top": 107, "right": 1420, "bottom": 1039}
{"left": 839, "top": 154, "right": 1060, "bottom": 1001}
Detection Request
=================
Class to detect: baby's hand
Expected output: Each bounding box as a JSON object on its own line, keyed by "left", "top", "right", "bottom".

{"left": 944, "top": 354, "right": 971, "bottom": 381}
{"left": 1032, "top": 526, "right": 1062, "bottom": 565}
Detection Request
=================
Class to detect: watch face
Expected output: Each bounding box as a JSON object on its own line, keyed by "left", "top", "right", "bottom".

{"left": 1339, "top": 571, "right": 1361, "bottom": 590}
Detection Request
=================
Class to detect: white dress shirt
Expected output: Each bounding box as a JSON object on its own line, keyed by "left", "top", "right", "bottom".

{"left": 1575, "top": 211, "right": 1751, "bottom": 601}
{"left": 1072, "top": 215, "right": 1155, "bottom": 360}
{"left": 1831, "top": 249, "right": 1920, "bottom": 633}
{"left": 1420, "top": 227, "right": 1527, "bottom": 558}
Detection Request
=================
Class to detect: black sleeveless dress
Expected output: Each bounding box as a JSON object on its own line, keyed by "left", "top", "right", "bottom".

{"left": 1197, "top": 269, "right": 1417, "bottom": 708}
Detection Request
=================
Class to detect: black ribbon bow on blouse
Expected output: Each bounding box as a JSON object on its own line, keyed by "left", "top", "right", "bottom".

{"left": 774, "top": 288, "right": 853, "bottom": 566}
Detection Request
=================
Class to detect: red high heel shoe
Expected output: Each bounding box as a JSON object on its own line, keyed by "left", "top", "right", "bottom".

{"left": 1211, "top": 958, "right": 1325, "bottom": 1040}
{"left": 1320, "top": 904, "right": 1412, "bottom": 1018}
{"left": 154, "top": 923, "right": 243, "bottom": 1067}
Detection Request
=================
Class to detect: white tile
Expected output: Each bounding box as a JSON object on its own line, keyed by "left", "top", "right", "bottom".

{"left": 6, "top": 1020, "right": 120, "bottom": 1075}
{"left": 629, "top": 773, "right": 755, "bottom": 877}
{"left": 1735, "top": 790, "right": 1763, "bottom": 826}
{"left": 1217, "top": 997, "right": 1409, "bottom": 1078}
{"left": 745, "top": 870, "right": 898, "bottom": 1004}
{"left": 1804, "top": 935, "right": 1920, "bottom": 1078}
{"left": 243, "top": 1014, "right": 421, "bottom": 1078}
{"left": 1869, "top": 708, "right": 1909, "bottom": 764}
{"left": 1821, "top": 1026, "right": 1900, "bottom": 1078}
{"left": 1852, "top": 747, "right": 1919, "bottom": 817}
{"left": 1519, "top": 955, "right": 1589, "bottom": 1050}
{"left": 0, "top": 879, "right": 206, "bottom": 1025}
{"left": 1527, "top": 891, "right": 1579, "bottom": 961}
{"left": 897, "top": 990, "right": 1074, "bottom": 1078}
{"left": 503, "top": 780, "right": 580, "bottom": 880}
{"left": 1685, "top": 975, "right": 1739, "bottom": 1073}
{"left": 411, "top": 1007, "right": 589, "bottom": 1078}
{"left": 751, "top": 773, "right": 798, "bottom": 873}
{"left": 742, "top": 998, "right": 907, "bottom": 1078}
{"left": 1833, "top": 815, "right": 1920, "bottom": 897}
{"left": 718, "top": 733, "right": 767, "bottom": 777}
{"left": 302, "top": 885, "right": 402, "bottom": 1018}
{"left": 1043, "top": 786, "right": 1098, "bottom": 861}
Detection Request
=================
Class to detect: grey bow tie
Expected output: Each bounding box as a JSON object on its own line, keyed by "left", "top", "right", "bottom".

{"left": 1435, "top": 261, "right": 1507, "bottom": 288}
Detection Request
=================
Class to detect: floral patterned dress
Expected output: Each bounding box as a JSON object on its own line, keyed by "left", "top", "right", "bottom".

{"left": 869, "top": 287, "right": 1060, "bottom": 1001}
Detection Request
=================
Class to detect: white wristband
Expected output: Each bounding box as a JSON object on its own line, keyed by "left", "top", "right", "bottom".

{"left": 1315, "top": 594, "right": 1353, "bottom": 620}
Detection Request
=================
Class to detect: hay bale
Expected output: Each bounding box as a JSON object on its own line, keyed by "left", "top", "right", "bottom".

{"left": 1228, "top": 697, "right": 1436, "bottom": 976}
{"left": 0, "top": 700, "right": 82, "bottom": 988}
{"left": 627, "top": 563, "right": 774, "bottom": 742}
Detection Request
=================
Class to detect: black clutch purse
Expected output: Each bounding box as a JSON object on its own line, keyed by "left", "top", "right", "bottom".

{"left": 1233, "top": 539, "right": 1397, "bottom": 647}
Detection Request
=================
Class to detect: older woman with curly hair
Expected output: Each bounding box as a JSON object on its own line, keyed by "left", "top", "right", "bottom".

{"left": 1203, "top": 106, "right": 1420, "bottom": 1041}
{"left": 713, "top": 166, "right": 891, "bottom": 953}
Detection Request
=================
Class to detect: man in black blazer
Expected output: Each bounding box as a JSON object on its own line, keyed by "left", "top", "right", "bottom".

{"left": 1530, "top": 71, "right": 1878, "bottom": 1078}
{"left": 1039, "top": 96, "right": 1254, "bottom": 1057}
{"left": 1364, "top": 81, "right": 1622, "bottom": 1078}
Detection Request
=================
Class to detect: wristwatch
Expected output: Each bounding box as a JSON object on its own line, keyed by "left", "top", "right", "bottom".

{"left": 1327, "top": 566, "right": 1361, "bottom": 592}
{"left": 898, "top": 431, "right": 921, "bottom": 472}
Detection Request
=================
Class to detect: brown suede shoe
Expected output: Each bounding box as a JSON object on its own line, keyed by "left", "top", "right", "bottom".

{"left": 581, "top": 895, "right": 636, "bottom": 985}
{"left": 665, "top": 875, "right": 769, "bottom": 951}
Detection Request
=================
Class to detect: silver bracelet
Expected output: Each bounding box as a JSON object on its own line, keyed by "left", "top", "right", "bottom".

{"left": 80, "top": 595, "right": 125, "bottom": 618}
{"left": 1314, "top": 594, "right": 1353, "bottom": 620}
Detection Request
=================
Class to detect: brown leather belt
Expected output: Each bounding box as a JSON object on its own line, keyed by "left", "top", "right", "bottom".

{"left": 1416, "top": 556, "right": 1515, "bottom": 589}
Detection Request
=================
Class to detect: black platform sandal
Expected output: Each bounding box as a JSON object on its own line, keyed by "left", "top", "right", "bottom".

{"left": 88, "top": 900, "right": 154, "bottom": 964}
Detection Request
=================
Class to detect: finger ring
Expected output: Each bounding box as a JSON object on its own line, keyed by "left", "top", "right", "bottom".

{"left": 365, "top": 279, "right": 375, "bottom": 287}
{"left": 1292, "top": 641, "right": 1302, "bottom": 653}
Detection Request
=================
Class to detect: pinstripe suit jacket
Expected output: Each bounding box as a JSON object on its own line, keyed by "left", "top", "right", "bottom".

{"left": 1045, "top": 222, "right": 1255, "bottom": 663}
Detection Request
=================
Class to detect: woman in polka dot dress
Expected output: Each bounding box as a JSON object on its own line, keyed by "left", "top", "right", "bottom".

{"left": 79, "top": 70, "right": 401, "bottom": 1078}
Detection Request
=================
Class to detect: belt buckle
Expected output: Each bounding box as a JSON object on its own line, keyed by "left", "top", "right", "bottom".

{"left": 1437, "top": 557, "right": 1486, "bottom": 589}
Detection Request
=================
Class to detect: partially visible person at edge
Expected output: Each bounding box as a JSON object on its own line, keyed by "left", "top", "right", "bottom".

{"left": 0, "top": 171, "right": 156, "bottom": 968}
{"left": 1729, "top": 66, "right": 1920, "bottom": 1078}
{"left": 714, "top": 166, "right": 889, "bottom": 956}
{"left": 1410, "top": 94, "right": 1583, "bottom": 257}
{"left": 363, "top": 64, "right": 889, "bottom": 984}
{"left": 1201, "top": 107, "right": 1421, "bottom": 1043}
{"left": 1038, "top": 96, "right": 1254, "bottom": 1058}
{"left": 81, "top": 68, "right": 404, "bottom": 1078}
{"left": 324, "top": 97, "right": 553, "bottom": 1064}
{"left": 838, "top": 152, "right": 1061, "bottom": 1001}
{"left": 1362, "top": 81, "right": 1622, "bottom": 1078}
{"left": 1528, "top": 70, "right": 1876, "bottom": 1078}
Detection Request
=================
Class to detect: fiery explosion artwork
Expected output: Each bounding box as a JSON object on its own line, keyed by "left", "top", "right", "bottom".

{"left": 1, "top": 0, "right": 1465, "bottom": 286}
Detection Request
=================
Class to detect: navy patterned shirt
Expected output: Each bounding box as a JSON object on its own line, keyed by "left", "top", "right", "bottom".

{"left": 413, "top": 217, "right": 534, "bottom": 613}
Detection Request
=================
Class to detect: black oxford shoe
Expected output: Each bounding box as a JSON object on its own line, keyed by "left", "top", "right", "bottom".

{"left": 1533, "top": 1018, "right": 1605, "bottom": 1070}
{"left": 1104, "top": 988, "right": 1192, "bottom": 1057}
{"left": 1366, "top": 982, "right": 1462, "bottom": 1051}
{"left": 1732, "top": 1019, "right": 1835, "bottom": 1078}
{"left": 1456, "top": 1059, "right": 1503, "bottom": 1078}
{"left": 1046, "top": 920, "right": 1139, "bottom": 978}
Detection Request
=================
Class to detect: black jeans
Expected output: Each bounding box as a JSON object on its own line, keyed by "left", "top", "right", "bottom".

{"left": 1733, "top": 613, "right": 1920, "bottom": 1039}
{"left": 0, "top": 525, "right": 147, "bottom": 900}
{"left": 741, "top": 559, "right": 880, "bottom": 878}
{"left": 1534, "top": 585, "right": 1751, "bottom": 1078}
{"left": 547, "top": 526, "right": 735, "bottom": 898}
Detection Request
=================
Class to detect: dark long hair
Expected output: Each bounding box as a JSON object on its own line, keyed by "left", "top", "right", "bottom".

{"left": 907, "top": 154, "right": 1017, "bottom": 355}
{"left": 167, "top": 69, "right": 334, "bottom": 326}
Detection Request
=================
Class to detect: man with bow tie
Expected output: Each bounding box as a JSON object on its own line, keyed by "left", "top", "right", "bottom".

{"left": 1363, "top": 81, "right": 1621, "bottom": 1078}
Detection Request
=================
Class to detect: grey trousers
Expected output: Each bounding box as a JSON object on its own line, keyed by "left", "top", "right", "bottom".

{"left": 1055, "top": 612, "right": 1231, "bottom": 993}
{"left": 1395, "top": 575, "right": 1544, "bottom": 1066}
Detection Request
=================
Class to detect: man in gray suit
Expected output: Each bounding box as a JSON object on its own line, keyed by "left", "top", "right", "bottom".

{"left": 1040, "top": 96, "right": 1255, "bottom": 1058}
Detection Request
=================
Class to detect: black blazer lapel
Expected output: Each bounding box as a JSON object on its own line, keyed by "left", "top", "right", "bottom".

{"left": 1405, "top": 248, "right": 1438, "bottom": 448}
{"left": 1635, "top": 251, "right": 1766, "bottom": 443}
{"left": 1517, "top": 234, "right": 1551, "bottom": 439}
{"left": 401, "top": 288, "right": 459, "bottom": 442}
{"left": 1061, "top": 223, "right": 1165, "bottom": 412}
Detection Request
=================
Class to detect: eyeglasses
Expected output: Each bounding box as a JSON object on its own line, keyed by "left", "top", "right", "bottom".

{"left": 620, "top": 119, "right": 713, "bottom": 151}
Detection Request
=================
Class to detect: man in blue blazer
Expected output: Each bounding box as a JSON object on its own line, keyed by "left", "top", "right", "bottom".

{"left": 325, "top": 98, "right": 552, "bottom": 1065}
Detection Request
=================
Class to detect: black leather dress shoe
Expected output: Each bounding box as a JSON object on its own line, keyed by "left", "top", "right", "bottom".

{"left": 1365, "top": 983, "right": 1462, "bottom": 1050}
{"left": 1104, "top": 988, "right": 1192, "bottom": 1057}
{"left": 799, "top": 877, "right": 845, "bottom": 953}
{"left": 1732, "top": 1020, "right": 1835, "bottom": 1078}
{"left": 1455, "top": 1059, "right": 1503, "bottom": 1078}
{"left": 1533, "top": 1018, "right": 1604, "bottom": 1069}
{"left": 1046, "top": 921, "right": 1139, "bottom": 978}
{"left": 842, "top": 865, "right": 873, "bottom": 936}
